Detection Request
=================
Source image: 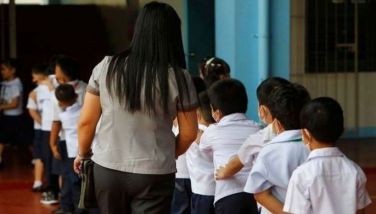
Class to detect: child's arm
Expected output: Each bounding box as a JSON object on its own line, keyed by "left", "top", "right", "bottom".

{"left": 215, "top": 155, "right": 243, "bottom": 180}
{"left": 0, "top": 97, "right": 20, "bottom": 110}
{"left": 356, "top": 209, "right": 366, "bottom": 214}
{"left": 27, "top": 91, "right": 42, "bottom": 125}
{"left": 254, "top": 189, "right": 284, "bottom": 214}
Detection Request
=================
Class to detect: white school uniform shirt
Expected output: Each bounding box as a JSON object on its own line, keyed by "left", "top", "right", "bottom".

{"left": 244, "top": 129, "right": 309, "bottom": 214}
{"left": 186, "top": 124, "right": 212, "bottom": 195}
{"left": 237, "top": 123, "right": 275, "bottom": 166}
{"left": 0, "top": 78, "right": 23, "bottom": 116}
{"left": 34, "top": 84, "right": 54, "bottom": 131}
{"left": 283, "top": 147, "right": 372, "bottom": 214}
{"left": 26, "top": 88, "right": 42, "bottom": 130}
{"left": 51, "top": 79, "right": 86, "bottom": 140}
{"left": 59, "top": 102, "right": 81, "bottom": 158}
{"left": 173, "top": 124, "right": 190, "bottom": 179}
{"left": 200, "top": 113, "right": 260, "bottom": 203}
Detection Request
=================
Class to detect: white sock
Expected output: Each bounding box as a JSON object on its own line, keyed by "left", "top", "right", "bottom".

{"left": 33, "top": 180, "right": 42, "bottom": 188}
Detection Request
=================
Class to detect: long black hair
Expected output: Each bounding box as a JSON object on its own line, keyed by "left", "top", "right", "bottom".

{"left": 106, "top": 2, "right": 189, "bottom": 115}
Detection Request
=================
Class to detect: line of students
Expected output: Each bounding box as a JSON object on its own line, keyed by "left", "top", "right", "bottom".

{"left": 171, "top": 58, "right": 372, "bottom": 214}
{"left": 24, "top": 56, "right": 89, "bottom": 214}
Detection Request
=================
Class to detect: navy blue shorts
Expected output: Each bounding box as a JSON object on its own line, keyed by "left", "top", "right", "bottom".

{"left": 191, "top": 193, "right": 214, "bottom": 214}
{"left": 32, "top": 129, "right": 43, "bottom": 159}
{"left": 0, "top": 115, "right": 23, "bottom": 145}
{"left": 214, "top": 192, "right": 258, "bottom": 214}
{"left": 171, "top": 178, "right": 192, "bottom": 214}
{"left": 52, "top": 140, "right": 68, "bottom": 175}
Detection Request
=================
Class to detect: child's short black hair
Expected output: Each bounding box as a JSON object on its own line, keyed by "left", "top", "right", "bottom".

{"left": 55, "top": 84, "right": 77, "bottom": 103}
{"left": 256, "top": 77, "right": 291, "bottom": 106}
{"left": 1, "top": 58, "right": 19, "bottom": 70}
{"left": 293, "top": 83, "right": 311, "bottom": 104}
{"left": 198, "top": 91, "right": 215, "bottom": 124}
{"left": 300, "top": 97, "right": 344, "bottom": 143}
{"left": 268, "top": 84, "right": 311, "bottom": 130}
{"left": 208, "top": 79, "right": 247, "bottom": 115}
{"left": 32, "top": 63, "right": 49, "bottom": 76}
{"left": 55, "top": 55, "right": 79, "bottom": 80}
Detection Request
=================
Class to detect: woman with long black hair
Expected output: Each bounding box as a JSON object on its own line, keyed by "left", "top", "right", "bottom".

{"left": 73, "top": 2, "right": 198, "bottom": 213}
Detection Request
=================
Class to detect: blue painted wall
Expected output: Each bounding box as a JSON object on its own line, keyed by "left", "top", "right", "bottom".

{"left": 215, "top": 0, "right": 290, "bottom": 121}
{"left": 270, "top": 0, "right": 290, "bottom": 79}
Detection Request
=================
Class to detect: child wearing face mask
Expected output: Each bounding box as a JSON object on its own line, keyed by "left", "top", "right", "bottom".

{"left": 283, "top": 97, "right": 371, "bottom": 214}
{"left": 199, "top": 79, "right": 260, "bottom": 214}
{"left": 215, "top": 77, "right": 291, "bottom": 180}
{"left": 244, "top": 83, "right": 311, "bottom": 214}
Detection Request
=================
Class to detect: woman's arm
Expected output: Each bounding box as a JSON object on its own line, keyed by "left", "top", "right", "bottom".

{"left": 73, "top": 92, "right": 101, "bottom": 173}
{"left": 175, "top": 109, "right": 198, "bottom": 157}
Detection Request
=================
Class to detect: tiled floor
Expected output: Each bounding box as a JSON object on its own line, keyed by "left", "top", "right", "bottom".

{"left": 0, "top": 139, "right": 375, "bottom": 214}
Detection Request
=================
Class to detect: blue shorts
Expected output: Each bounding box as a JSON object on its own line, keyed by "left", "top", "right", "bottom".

{"left": 171, "top": 178, "right": 192, "bottom": 214}
{"left": 52, "top": 140, "right": 68, "bottom": 175}
{"left": 32, "top": 129, "right": 43, "bottom": 159}
{"left": 214, "top": 192, "right": 258, "bottom": 214}
{"left": 191, "top": 193, "right": 214, "bottom": 214}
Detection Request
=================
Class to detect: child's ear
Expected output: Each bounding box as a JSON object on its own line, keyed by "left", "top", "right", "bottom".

{"left": 302, "top": 128, "right": 312, "bottom": 143}
{"left": 261, "top": 105, "right": 273, "bottom": 123}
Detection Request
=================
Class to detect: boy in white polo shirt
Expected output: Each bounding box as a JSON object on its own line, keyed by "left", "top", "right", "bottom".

{"left": 244, "top": 83, "right": 311, "bottom": 214}
{"left": 55, "top": 84, "right": 85, "bottom": 214}
{"left": 283, "top": 97, "right": 372, "bottom": 214}
{"left": 215, "top": 77, "right": 290, "bottom": 180}
{"left": 186, "top": 91, "right": 216, "bottom": 214}
{"left": 200, "top": 79, "right": 260, "bottom": 214}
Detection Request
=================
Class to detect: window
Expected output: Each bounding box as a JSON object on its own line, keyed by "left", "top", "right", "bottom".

{"left": 306, "top": 0, "right": 376, "bottom": 72}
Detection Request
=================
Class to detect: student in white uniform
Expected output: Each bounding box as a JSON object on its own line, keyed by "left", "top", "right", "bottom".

{"left": 55, "top": 84, "right": 86, "bottom": 214}
{"left": 199, "top": 57, "right": 230, "bottom": 88}
{"left": 171, "top": 77, "right": 207, "bottom": 214}
{"left": 215, "top": 77, "right": 290, "bottom": 180}
{"left": 49, "top": 56, "right": 87, "bottom": 162}
{"left": 0, "top": 59, "right": 23, "bottom": 168}
{"left": 27, "top": 63, "right": 50, "bottom": 191}
{"left": 244, "top": 83, "right": 311, "bottom": 214}
{"left": 200, "top": 79, "right": 260, "bottom": 214}
{"left": 283, "top": 97, "right": 372, "bottom": 214}
{"left": 186, "top": 91, "right": 216, "bottom": 214}
{"left": 44, "top": 56, "right": 87, "bottom": 209}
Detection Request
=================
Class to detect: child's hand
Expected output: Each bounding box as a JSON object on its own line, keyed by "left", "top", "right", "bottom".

{"left": 73, "top": 156, "right": 82, "bottom": 174}
{"left": 51, "top": 145, "right": 62, "bottom": 160}
{"left": 215, "top": 165, "right": 227, "bottom": 180}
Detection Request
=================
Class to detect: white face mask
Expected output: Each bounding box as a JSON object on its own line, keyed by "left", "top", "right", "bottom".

{"left": 304, "top": 143, "right": 311, "bottom": 151}
{"left": 211, "top": 110, "right": 220, "bottom": 123}
{"left": 302, "top": 130, "right": 311, "bottom": 151}
{"left": 258, "top": 105, "right": 268, "bottom": 126}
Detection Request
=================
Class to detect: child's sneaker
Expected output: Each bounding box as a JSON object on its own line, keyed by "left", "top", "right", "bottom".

{"left": 40, "top": 191, "right": 58, "bottom": 204}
